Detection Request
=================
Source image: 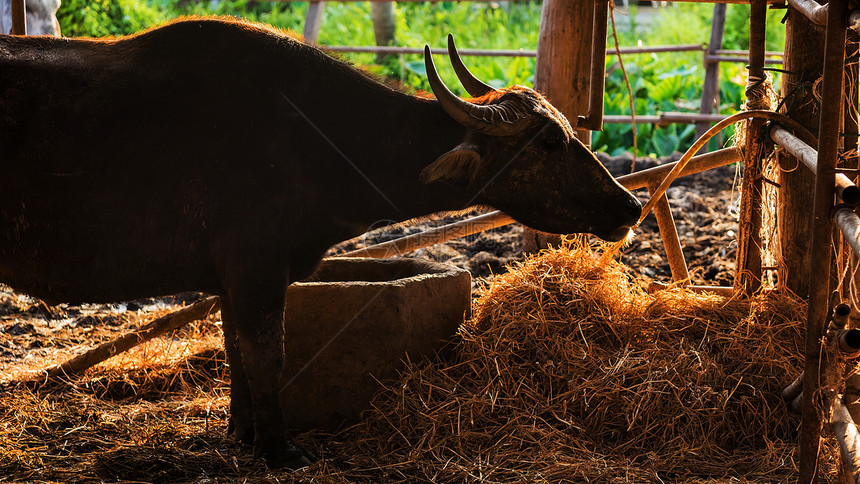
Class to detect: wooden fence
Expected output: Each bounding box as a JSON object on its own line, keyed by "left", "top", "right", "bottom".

{"left": 300, "top": 1, "right": 782, "bottom": 127}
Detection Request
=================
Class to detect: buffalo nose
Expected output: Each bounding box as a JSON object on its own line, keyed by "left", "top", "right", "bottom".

{"left": 623, "top": 195, "right": 643, "bottom": 225}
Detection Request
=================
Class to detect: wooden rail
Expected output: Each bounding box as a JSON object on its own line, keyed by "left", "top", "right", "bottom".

{"left": 325, "top": 43, "right": 708, "bottom": 58}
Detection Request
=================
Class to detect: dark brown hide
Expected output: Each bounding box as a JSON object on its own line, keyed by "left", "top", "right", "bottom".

{"left": 0, "top": 17, "right": 639, "bottom": 467}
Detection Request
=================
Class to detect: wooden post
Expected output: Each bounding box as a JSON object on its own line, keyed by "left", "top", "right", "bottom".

{"left": 524, "top": 0, "right": 595, "bottom": 254}
{"left": 734, "top": 0, "right": 770, "bottom": 295}
{"left": 303, "top": 2, "right": 326, "bottom": 44}
{"left": 647, "top": 184, "right": 690, "bottom": 283}
{"left": 777, "top": 2, "right": 824, "bottom": 296}
{"left": 371, "top": 1, "right": 395, "bottom": 64}
{"left": 10, "top": 0, "right": 25, "bottom": 36}
{"left": 798, "top": 0, "right": 849, "bottom": 481}
{"left": 696, "top": 3, "right": 726, "bottom": 154}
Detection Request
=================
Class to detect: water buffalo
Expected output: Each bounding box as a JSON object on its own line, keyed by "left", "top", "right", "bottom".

{"left": 0, "top": 17, "right": 640, "bottom": 467}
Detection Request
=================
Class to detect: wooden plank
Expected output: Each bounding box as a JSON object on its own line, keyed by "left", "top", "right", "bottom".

{"left": 303, "top": 1, "right": 325, "bottom": 43}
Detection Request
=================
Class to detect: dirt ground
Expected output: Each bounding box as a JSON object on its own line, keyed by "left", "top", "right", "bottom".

{"left": 0, "top": 153, "right": 746, "bottom": 482}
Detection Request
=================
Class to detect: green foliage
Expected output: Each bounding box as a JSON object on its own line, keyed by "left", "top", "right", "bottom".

{"left": 58, "top": 0, "right": 164, "bottom": 37}
{"left": 55, "top": 1, "right": 787, "bottom": 156}
{"left": 593, "top": 3, "right": 786, "bottom": 155}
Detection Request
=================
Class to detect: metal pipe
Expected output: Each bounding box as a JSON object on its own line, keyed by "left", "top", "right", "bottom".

{"left": 831, "top": 396, "right": 860, "bottom": 483}
{"left": 648, "top": 183, "right": 690, "bottom": 283}
{"left": 833, "top": 329, "right": 860, "bottom": 354}
{"left": 835, "top": 208, "right": 860, "bottom": 259}
{"left": 578, "top": 0, "right": 608, "bottom": 131}
{"left": 850, "top": 10, "right": 860, "bottom": 36}
{"left": 771, "top": 127, "right": 860, "bottom": 204}
{"left": 833, "top": 303, "right": 852, "bottom": 329}
{"left": 10, "top": 0, "right": 25, "bottom": 36}
{"left": 784, "top": 372, "right": 804, "bottom": 403}
{"left": 617, "top": 147, "right": 743, "bottom": 193}
{"left": 798, "top": 1, "right": 849, "bottom": 481}
{"left": 787, "top": 0, "right": 829, "bottom": 26}
{"left": 342, "top": 148, "right": 742, "bottom": 259}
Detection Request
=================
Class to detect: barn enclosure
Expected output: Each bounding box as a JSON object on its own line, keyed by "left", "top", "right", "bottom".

{"left": 2, "top": 0, "right": 860, "bottom": 482}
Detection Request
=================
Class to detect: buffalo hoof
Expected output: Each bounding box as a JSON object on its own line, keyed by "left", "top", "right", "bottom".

{"left": 227, "top": 416, "right": 255, "bottom": 445}
{"left": 258, "top": 441, "right": 316, "bottom": 469}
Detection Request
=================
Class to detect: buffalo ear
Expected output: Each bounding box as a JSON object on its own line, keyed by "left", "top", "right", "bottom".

{"left": 420, "top": 144, "right": 482, "bottom": 186}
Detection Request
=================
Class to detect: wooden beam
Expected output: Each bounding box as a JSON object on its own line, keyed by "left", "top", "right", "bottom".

{"left": 10, "top": 0, "right": 25, "bottom": 36}
{"left": 46, "top": 297, "right": 221, "bottom": 379}
{"left": 798, "top": 0, "right": 849, "bottom": 481}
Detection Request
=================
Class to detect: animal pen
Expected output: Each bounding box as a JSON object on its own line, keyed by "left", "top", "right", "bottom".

{"left": 4, "top": 0, "right": 860, "bottom": 482}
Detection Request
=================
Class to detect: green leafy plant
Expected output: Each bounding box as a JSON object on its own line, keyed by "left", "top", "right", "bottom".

{"left": 56, "top": 1, "right": 785, "bottom": 156}
{"left": 58, "top": 0, "right": 164, "bottom": 37}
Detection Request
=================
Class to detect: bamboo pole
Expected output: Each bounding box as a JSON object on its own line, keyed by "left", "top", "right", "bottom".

{"left": 786, "top": 0, "right": 829, "bottom": 26}
{"left": 343, "top": 148, "right": 743, "bottom": 259}
{"left": 45, "top": 296, "right": 221, "bottom": 379}
{"left": 647, "top": 183, "right": 690, "bottom": 283}
{"left": 832, "top": 396, "right": 860, "bottom": 484}
{"left": 798, "top": 0, "right": 849, "bottom": 481}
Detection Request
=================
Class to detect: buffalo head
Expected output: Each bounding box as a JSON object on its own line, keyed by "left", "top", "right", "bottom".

{"left": 420, "top": 35, "right": 641, "bottom": 242}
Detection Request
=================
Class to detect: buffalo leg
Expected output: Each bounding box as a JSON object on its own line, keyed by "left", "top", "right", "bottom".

{"left": 220, "top": 298, "right": 255, "bottom": 444}
{"left": 227, "top": 284, "right": 311, "bottom": 468}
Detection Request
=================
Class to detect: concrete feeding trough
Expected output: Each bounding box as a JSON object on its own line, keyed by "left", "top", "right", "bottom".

{"left": 280, "top": 257, "right": 471, "bottom": 431}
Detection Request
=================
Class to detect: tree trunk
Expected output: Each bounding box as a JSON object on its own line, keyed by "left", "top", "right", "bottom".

{"left": 777, "top": 7, "right": 825, "bottom": 296}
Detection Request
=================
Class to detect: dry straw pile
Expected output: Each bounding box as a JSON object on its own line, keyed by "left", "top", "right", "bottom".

{"left": 0, "top": 245, "right": 843, "bottom": 482}
{"left": 317, "top": 244, "right": 837, "bottom": 483}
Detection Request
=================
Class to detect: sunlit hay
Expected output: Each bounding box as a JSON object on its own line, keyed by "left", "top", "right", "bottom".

{"left": 0, "top": 244, "right": 843, "bottom": 482}
{"left": 95, "top": 314, "right": 223, "bottom": 375}
{"left": 325, "top": 243, "right": 838, "bottom": 482}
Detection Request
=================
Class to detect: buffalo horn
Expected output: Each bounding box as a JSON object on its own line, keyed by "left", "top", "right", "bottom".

{"left": 423, "top": 45, "right": 533, "bottom": 136}
{"left": 447, "top": 34, "right": 496, "bottom": 98}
